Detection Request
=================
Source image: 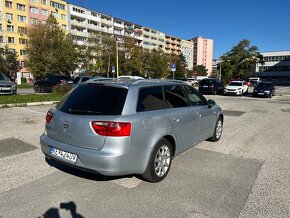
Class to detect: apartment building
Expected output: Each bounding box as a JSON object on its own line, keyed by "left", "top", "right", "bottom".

{"left": 181, "top": 40, "right": 193, "bottom": 70}
{"left": 0, "top": 0, "right": 68, "bottom": 77}
{"left": 165, "top": 35, "right": 181, "bottom": 55}
{"left": 191, "top": 36, "right": 213, "bottom": 75}
{"left": 256, "top": 51, "right": 290, "bottom": 85}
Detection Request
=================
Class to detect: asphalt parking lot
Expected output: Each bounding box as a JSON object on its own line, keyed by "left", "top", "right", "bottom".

{"left": 0, "top": 94, "right": 290, "bottom": 217}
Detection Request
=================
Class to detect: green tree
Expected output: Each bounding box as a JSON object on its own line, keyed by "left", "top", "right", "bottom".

{"left": 122, "top": 37, "right": 143, "bottom": 76}
{"left": 144, "top": 49, "right": 168, "bottom": 79}
{"left": 192, "top": 65, "right": 208, "bottom": 76}
{"left": 220, "top": 39, "right": 261, "bottom": 83}
{"left": 26, "top": 15, "right": 79, "bottom": 79}
{"left": 0, "top": 45, "right": 21, "bottom": 80}
{"left": 168, "top": 53, "right": 187, "bottom": 79}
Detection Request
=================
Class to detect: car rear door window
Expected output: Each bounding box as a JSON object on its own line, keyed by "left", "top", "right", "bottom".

{"left": 137, "top": 86, "right": 164, "bottom": 112}
{"left": 57, "top": 84, "right": 128, "bottom": 115}
{"left": 164, "top": 85, "right": 189, "bottom": 108}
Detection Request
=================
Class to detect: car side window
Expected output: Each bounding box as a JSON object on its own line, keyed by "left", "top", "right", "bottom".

{"left": 183, "top": 85, "right": 206, "bottom": 106}
{"left": 137, "top": 86, "right": 164, "bottom": 112}
{"left": 164, "top": 85, "right": 189, "bottom": 108}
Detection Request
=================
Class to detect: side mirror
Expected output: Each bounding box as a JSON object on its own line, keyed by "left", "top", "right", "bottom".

{"left": 208, "top": 99, "right": 216, "bottom": 108}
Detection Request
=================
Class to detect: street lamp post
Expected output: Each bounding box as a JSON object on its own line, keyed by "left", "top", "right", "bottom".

{"left": 104, "top": 49, "right": 110, "bottom": 77}
{"left": 116, "top": 40, "right": 119, "bottom": 78}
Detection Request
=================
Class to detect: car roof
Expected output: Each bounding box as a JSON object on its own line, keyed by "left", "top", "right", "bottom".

{"left": 82, "top": 79, "right": 187, "bottom": 88}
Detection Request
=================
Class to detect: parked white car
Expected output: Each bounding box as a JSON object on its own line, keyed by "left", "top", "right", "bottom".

{"left": 224, "top": 81, "right": 248, "bottom": 96}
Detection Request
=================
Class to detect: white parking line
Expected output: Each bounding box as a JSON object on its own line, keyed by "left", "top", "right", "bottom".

{"left": 17, "top": 107, "right": 46, "bottom": 115}
{"left": 111, "top": 177, "right": 142, "bottom": 188}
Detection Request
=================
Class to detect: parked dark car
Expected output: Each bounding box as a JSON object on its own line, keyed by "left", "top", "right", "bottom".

{"left": 253, "top": 82, "right": 275, "bottom": 98}
{"left": 71, "top": 75, "right": 94, "bottom": 88}
{"left": 199, "top": 78, "right": 224, "bottom": 95}
{"left": 33, "top": 75, "right": 72, "bottom": 93}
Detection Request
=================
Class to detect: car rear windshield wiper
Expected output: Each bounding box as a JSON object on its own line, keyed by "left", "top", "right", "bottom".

{"left": 68, "top": 108, "right": 102, "bottom": 115}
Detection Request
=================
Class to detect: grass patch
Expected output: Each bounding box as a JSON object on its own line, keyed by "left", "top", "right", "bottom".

{"left": 17, "top": 84, "right": 33, "bottom": 89}
{"left": 0, "top": 93, "right": 62, "bottom": 105}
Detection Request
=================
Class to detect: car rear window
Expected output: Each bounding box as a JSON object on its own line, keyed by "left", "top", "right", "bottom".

{"left": 257, "top": 83, "right": 271, "bottom": 87}
{"left": 201, "top": 79, "right": 215, "bottom": 84}
{"left": 56, "top": 84, "right": 128, "bottom": 115}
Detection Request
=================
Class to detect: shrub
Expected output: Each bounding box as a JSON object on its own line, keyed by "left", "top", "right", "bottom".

{"left": 53, "top": 83, "right": 72, "bottom": 95}
{"left": 21, "top": 77, "right": 27, "bottom": 84}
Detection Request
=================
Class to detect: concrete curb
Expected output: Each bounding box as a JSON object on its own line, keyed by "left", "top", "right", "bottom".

{"left": 0, "top": 101, "right": 59, "bottom": 108}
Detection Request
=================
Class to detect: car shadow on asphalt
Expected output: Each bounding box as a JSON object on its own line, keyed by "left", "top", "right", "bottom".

{"left": 45, "top": 157, "right": 136, "bottom": 182}
{"left": 41, "top": 201, "right": 84, "bottom": 218}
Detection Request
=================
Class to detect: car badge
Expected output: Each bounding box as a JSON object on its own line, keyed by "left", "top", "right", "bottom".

{"left": 64, "top": 121, "right": 69, "bottom": 129}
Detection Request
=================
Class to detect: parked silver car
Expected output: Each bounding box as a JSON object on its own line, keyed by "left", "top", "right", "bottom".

{"left": 41, "top": 80, "right": 223, "bottom": 182}
{"left": 0, "top": 73, "right": 17, "bottom": 95}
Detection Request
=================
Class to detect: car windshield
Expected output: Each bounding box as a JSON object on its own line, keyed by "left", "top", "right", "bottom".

{"left": 73, "top": 77, "right": 81, "bottom": 84}
{"left": 0, "top": 74, "right": 9, "bottom": 81}
{"left": 257, "top": 83, "right": 271, "bottom": 88}
{"left": 56, "top": 84, "right": 128, "bottom": 115}
{"left": 229, "top": 82, "right": 242, "bottom": 86}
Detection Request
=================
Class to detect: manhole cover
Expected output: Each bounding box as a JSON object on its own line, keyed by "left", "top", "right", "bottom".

{"left": 223, "top": 110, "right": 245, "bottom": 117}
{"left": 0, "top": 138, "right": 37, "bottom": 158}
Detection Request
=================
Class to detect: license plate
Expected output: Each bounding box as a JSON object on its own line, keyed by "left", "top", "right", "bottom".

{"left": 0, "top": 87, "right": 11, "bottom": 90}
{"left": 49, "top": 147, "right": 77, "bottom": 163}
{"left": 203, "top": 85, "right": 208, "bottom": 87}
{"left": 258, "top": 93, "right": 264, "bottom": 95}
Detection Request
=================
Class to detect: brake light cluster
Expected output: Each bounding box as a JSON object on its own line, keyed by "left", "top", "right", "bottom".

{"left": 46, "top": 111, "right": 53, "bottom": 124}
{"left": 91, "top": 121, "right": 131, "bottom": 137}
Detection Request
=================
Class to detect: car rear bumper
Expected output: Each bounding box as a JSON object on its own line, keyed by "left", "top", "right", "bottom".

{"left": 40, "top": 134, "right": 146, "bottom": 176}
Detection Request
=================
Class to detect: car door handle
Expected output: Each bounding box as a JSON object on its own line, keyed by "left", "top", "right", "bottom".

{"left": 171, "top": 117, "right": 180, "bottom": 122}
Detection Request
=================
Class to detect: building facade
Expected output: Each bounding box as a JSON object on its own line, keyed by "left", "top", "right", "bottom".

{"left": 181, "top": 40, "right": 193, "bottom": 70}
{"left": 0, "top": 0, "right": 68, "bottom": 78}
{"left": 191, "top": 36, "right": 213, "bottom": 76}
{"left": 256, "top": 51, "right": 290, "bottom": 85}
{"left": 1, "top": 1, "right": 214, "bottom": 80}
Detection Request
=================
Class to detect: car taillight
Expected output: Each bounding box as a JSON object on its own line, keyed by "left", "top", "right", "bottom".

{"left": 46, "top": 111, "right": 53, "bottom": 124}
{"left": 91, "top": 121, "right": 131, "bottom": 137}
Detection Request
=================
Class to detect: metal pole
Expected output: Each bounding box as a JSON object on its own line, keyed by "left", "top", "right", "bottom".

{"left": 219, "top": 62, "right": 222, "bottom": 80}
{"left": 116, "top": 40, "right": 119, "bottom": 78}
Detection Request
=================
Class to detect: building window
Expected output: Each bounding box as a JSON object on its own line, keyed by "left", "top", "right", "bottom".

{"left": 31, "top": 0, "right": 38, "bottom": 3}
{"left": 7, "top": 25, "right": 14, "bottom": 32}
{"left": 73, "top": 7, "right": 85, "bottom": 14}
{"left": 8, "top": 37, "right": 15, "bottom": 44}
{"left": 19, "top": 38, "right": 27, "bottom": 45}
{"left": 51, "top": 11, "right": 58, "bottom": 18}
{"left": 41, "top": 0, "right": 47, "bottom": 5}
{"left": 30, "top": 7, "right": 39, "bottom": 14}
{"left": 18, "top": 27, "right": 28, "bottom": 35}
{"left": 62, "top": 25, "right": 67, "bottom": 31}
{"left": 0, "top": 36, "right": 3, "bottom": 43}
{"left": 6, "top": 13, "right": 13, "bottom": 21}
{"left": 17, "top": 3, "right": 26, "bottom": 11}
{"left": 5, "top": 1, "right": 12, "bottom": 8}
{"left": 61, "top": 14, "right": 67, "bottom": 20}
{"left": 18, "top": 15, "right": 27, "bottom": 22}
{"left": 20, "top": 50, "right": 27, "bottom": 56}
{"left": 0, "top": 24, "right": 2, "bottom": 31}
{"left": 50, "top": 1, "right": 66, "bottom": 10}
{"left": 30, "top": 18, "right": 39, "bottom": 25}
{"left": 41, "top": 9, "right": 48, "bottom": 16}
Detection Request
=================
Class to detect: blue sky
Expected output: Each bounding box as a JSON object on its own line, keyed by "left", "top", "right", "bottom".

{"left": 67, "top": 0, "right": 290, "bottom": 58}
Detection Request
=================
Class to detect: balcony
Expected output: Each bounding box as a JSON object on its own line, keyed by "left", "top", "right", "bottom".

{"left": 71, "top": 30, "right": 88, "bottom": 38}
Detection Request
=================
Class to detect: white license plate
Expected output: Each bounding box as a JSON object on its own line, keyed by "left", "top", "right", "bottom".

{"left": 50, "top": 147, "right": 77, "bottom": 163}
{"left": 258, "top": 93, "right": 264, "bottom": 95}
{"left": 0, "top": 87, "right": 11, "bottom": 90}
{"left": 203, "top": 85, "right": 208, "bottom": 87}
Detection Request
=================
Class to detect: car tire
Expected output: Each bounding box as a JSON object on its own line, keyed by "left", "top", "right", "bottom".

{"left": 208, "top": 116, "right": 223, "bottom": 142}
{"left": 142, "top": 139, "right": 173, "bottom": 183}
{"left": 269, "top": 92, "right": 272, "bottom": 98}
{"left": 34, "top": 85, "right": 41, "bottom": 93}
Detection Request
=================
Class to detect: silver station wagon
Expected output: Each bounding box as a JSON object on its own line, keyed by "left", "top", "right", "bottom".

{"left": 41, "top": 80, "right": 223, "bottom": 182}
